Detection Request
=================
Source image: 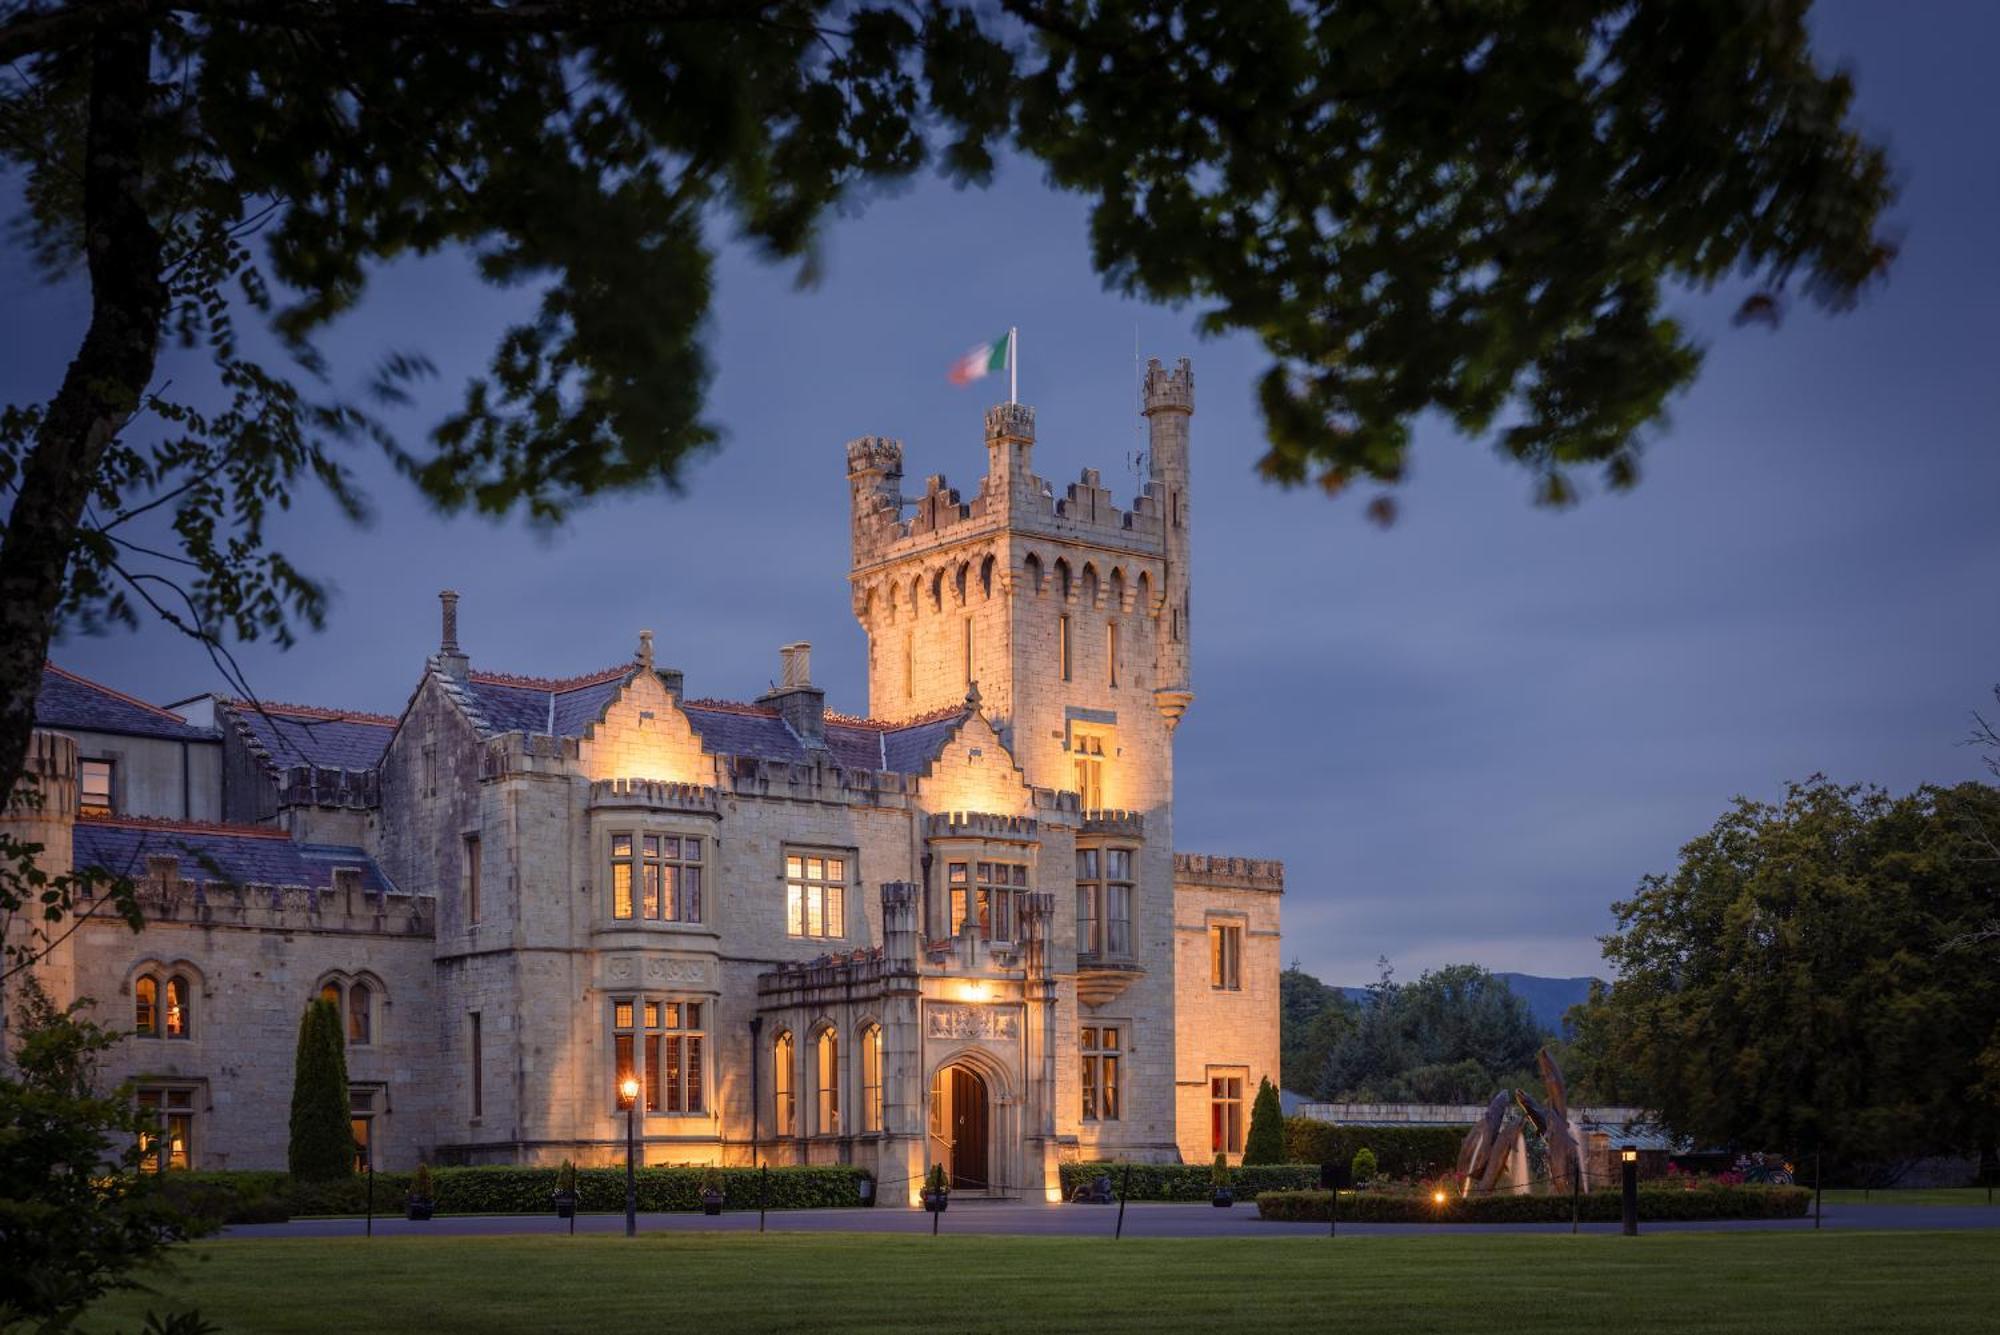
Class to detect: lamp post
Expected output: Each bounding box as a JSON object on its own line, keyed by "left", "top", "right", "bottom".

{"left": 1620, "top": 1145, "right": 1639, "bottom": 1237}
{"left": 621, "top": 1076, "right": 641, "bottom": 1237}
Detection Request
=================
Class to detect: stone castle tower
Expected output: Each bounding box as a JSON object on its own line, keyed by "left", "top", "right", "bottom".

{"left": 846, "top": 356, "right": 1197, "bottom": 802}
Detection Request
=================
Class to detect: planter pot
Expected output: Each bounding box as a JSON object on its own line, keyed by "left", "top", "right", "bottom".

{"left": 922, "top": 1191, "right": 949, "bottom": 1214}
{"left": 700, "top": 1193, "right": 724, "bottom": 1217}
{"left": 406, "top": 1199, "right": 435, "bottom": 1221}
{"left": 859, "top": 1179, "right": 876, "bottom": 1206}
{"left": 553, "top": 1194, "right": 576, "bottom": 1220}
{"left": 1211, "top": 1189, "right": 1234, "bottom": 1208}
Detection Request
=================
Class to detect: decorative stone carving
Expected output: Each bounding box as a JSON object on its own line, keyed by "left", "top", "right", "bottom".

{"left": 926, "top": 1004, "right": 1019, "bottom": 1042}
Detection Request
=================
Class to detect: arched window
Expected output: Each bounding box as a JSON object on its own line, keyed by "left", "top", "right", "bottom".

{"left": 953, "top": 562, "right": 969, "bottom": 605}
{"left": 134, "top": 974, "right": 158, "bottom": 1036}
{"left": 320, "top": 980, "right": 342, "bottom": 1012}
{"left": 1055, "top": 558, "right": 1072, "bottom": 601}
{"left": 348, "top": 981, "right": 372, "bottom": 1045}
{"left": 774, "top": 1031, "right": 795, "bottom": 1137}
{"left": 860, "top": 1024, "right": 883, "bottom": 1133}
{"left": 164, "top": 974, "right": 191, "bottom": 1040}
{"left": 1023, "top": 552, "right": 1043, "bottom": 595}
{"left": 815, "top": 1028, "right": 839, "bottom": 1134}
{"left": 978, "top": 555, "right": 995, "bottom": 599}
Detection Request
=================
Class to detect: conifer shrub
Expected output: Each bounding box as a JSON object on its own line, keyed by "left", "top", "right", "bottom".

{"left": 1351, "top": 1147, "right": 1379, "bottom": 1185}
{"left": 286, "top": 999, "right": 352, "bottom": 1182}
{"left": 1242, "top": 1078, "right": 1286, "bottom": 1164}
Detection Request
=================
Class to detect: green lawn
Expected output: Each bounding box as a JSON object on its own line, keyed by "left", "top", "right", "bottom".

{"left": 1819, "top": 1187, "right": 1997, "bottom": 1207}
{"left": 87, "top": 1230, "right": 1999, "bottom": 1334}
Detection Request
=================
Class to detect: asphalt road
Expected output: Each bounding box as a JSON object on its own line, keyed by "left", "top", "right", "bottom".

{"left": 224, "top": 1200, "right": 2000, "bottom": 1240}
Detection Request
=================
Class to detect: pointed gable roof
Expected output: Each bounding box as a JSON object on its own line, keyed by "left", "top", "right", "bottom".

{"left": 453, "top": 664, "right": 636, "bottom": 738}
{"left": 36, "top": 664, "right": 209, "bottom": 742}
{"left": 72, "top": 814, "right": 396, "bottom": 894}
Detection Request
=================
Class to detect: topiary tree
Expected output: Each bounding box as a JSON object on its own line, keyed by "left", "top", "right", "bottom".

{"left": 1243, "top": 1077, "right": 1286, "bottom": 1165}
{"left": 1351, "top": 1147, "right": 1379, "bottom": 1187}
{"left": 287, "top": 998, "right": 351, "bottom": 1182}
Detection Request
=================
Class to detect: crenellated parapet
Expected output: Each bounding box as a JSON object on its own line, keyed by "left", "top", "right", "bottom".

{"left": 588, "top": 777, "right": 719, "bottom": 816}
{"left": 134, "top": 869, "right": 432, "bottom": 937}
{"left": 1079, "top": 810, "right": 1145, "bottom": 839}
{"left": 275, "top": 765, "right": 379, "bottom": 809}
{"left": 1173, "top": 852, "right": 1285, "bottom": 894}
{"left": 924, "top": 810, "right": 1040, "bottom": 842}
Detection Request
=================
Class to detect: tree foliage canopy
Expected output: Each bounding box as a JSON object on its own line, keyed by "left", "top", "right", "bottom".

{"left": 1568, "top": 777, "right": 2000, "bottom": 1170}
{"left": 1285, "top": 959, "right": 1547, "bottom": 1103}
{"left": 0, "top": 0, "right": 1897, "bottom": 810}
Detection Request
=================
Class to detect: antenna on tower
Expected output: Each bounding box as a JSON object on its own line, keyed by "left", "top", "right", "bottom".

{"left": 1129, "top": 324, "right": 1149, "bottom": 487}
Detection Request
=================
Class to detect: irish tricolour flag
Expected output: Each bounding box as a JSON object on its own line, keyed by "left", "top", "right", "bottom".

{"left": 949, "top": 330, "right": 1014, "bottom": 387}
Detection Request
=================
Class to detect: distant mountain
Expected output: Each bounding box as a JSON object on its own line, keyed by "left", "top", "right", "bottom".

{"left": 1332, "top": 972, "right": 1599, "bottom": 1034}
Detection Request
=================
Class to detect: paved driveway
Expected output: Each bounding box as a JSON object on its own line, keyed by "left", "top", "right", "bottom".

{"left": 226, "top": 1200, "right": 2000, "bottom": 1240}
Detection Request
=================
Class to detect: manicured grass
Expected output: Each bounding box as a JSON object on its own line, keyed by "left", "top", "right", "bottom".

{"left": 88, "top": 1230, "right": 1999, "bottom": 1333}
{"left": 1820, "top": 1187, "right": 1998, "bottom": 1207}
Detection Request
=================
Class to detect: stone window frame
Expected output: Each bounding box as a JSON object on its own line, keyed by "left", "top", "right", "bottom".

{"left": 1080, "top": 1022, "right": 1124, "bottom": 1123}
{"left": 610, "top": 993, "right": 708, "bottom": 1118}
{"left": 1075, "top": 843, "right": 1136, "bottom": 960}
{"left": 1208, "top": 918, "right": 1244, "bottom": 992}
{"left": 811, "top": 1021, "right": 840, "bottom": 1137}
{"left": 927, "top": 832, "right": 1040, "bottom": 945}
{"left": 603, "top": 826, "right": 706, "bottom": 926}
{"left": 857, "top": 1019, "right": 884, "bottom": 1135}
{"left": 314, "top": 970, "right": 389, "bottom": 1047}
{"left": 772, "top": 1029, "right": 797, "bottom": 1137}
{"left": 350, "top": 1082, "right": 388, "bottom": 1173}
{"left": 1209, "top": 1066, "right": 1248, "bottom": 1158}
{"left": 783, "top": 847, "right": 853, "bottom": 941}
{"left": 128, "top": 960, "right": 200, "bottom": 1041}
{"left": 1064, "top": 718, "right": 1116, "bottom": 813}
{"left": 136, "top": 1081, "right": 204, "bottom": 1171}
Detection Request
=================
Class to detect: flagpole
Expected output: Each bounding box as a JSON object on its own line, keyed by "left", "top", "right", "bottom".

{"left": 1009, "top": 327, "right": 1018, "bottom": 404}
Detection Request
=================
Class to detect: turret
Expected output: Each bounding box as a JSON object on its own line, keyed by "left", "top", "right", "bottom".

{"left": 1142, "top": 357, "right": 1195, "bottom": 729}
{"left": 846, "top": 435, "right": 904, "bottom": 561}
{"left": 982, "top": 402, "right": 1037, "bottom": 507}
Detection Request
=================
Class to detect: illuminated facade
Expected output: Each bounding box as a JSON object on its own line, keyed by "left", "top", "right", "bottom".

{"left": 10, "top": 361, "right": 1281, "bottom": 1198}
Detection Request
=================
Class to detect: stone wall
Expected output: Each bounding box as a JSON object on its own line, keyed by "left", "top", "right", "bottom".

{"left": 1172, "top": 853, "right": 1283, "bottom": 1164}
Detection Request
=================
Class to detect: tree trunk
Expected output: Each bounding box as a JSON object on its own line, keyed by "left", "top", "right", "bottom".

{"left": 0, "top": 19, "right": 163, "bottom": 805}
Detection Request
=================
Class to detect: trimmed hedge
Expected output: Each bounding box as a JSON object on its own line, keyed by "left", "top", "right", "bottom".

{"left": 1281, "top": 1117, "right": 1468, "bottom": 1183}
{"left": 164, "top": 1165, "right": 872, "bottom": 1223}
{"left": 1255, "top": 1185, "right": 1812, "bottom": 1224}
{"left": 1059, "top": 1161, "right": 1316, "bottom": 1201}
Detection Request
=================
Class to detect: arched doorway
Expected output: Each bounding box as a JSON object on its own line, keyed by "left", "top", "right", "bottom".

{"left": 929, "top": 1063, "right": 991, "bottom": 1190}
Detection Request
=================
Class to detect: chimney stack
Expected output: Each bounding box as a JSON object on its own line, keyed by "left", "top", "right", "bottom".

{"left": 437, "top": 590, "right": 470, "bottom": 679}
{"left": 759, "top": 641, "right": 825, "bottom": 748}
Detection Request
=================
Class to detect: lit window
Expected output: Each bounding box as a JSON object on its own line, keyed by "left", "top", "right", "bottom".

{"left": 1082, "top": 1026, "right": 1122, "bottom": 1122}
{"left": 134, "top": 974, "right": 158, "bottom": 1036}
{"left": 137, "top": 1087, "right": 194, "bottom": 1170}
{"left": 348, "top": 981, "right": 371, "bottom": 1045}
{"left": 1073, "top": 734, "right": 1105, "bottom": 811}
{"left": 1106, "top": 622, "right": 1119, "bottom": 687}
{"left": 351, "top": 1087, "right": 378, "bottom": 1172}
{"left": 1076, "top": 846, "right": 1134, "bottom": 957}
{"left": 963, "top": 618, "right": 975, "bottom": 686}
{"left": 785, "top": 852, "right": 848, "bottom": 939}
{"left": 1209, "top": 923, "right": 1243, "bottom": 991}
{"left": 816, "top": 1028, "right": 840, "bottom": 1134}
{"left": 860, "top": 1024, "right": 883, "bottom": 1133}
{"left": 948, "top": 860, "right": 1028, "bottom": 942}
{"left": 164, "top": 974, "right": 191, "bottom": 1039}
{"left": 903, "top": 632, "right": 914, "bottom": 702}
{"left": 609, "top": 832, "right": 702, "bottom": 923}
{"left": 1059, "top": 615, "right": 1071, "bottom": 681}
{"left": 774, "top": 1031, "right": 796, "bottom": 1137}
{"left": 79, "top": 759, "right": 114, "bottom": 815}
{"left": 613, "top": 997, "right": 636, "bottom": 1109}
{"left": 1210, "top": 1072, "right": 1245, "bottom": 1155}
{"left": 627, "top": 998, "right": 705, "bottom": 1115}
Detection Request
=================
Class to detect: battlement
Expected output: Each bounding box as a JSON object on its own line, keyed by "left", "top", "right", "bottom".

{"left": 1079, "top": 810, "right": 1145, "bottom": 839}
{"left": 925, "top": 810, "right": 1040, "bottom": 842}
{"left": 589, "top": 777, "right": 720, "bottom": 816}
{"left": 1142, "top": 356, "right": 1194, "bottom": 416}
{"left": 132, "top": 874, "right": 433, "bottom": 938}
{"left": 1173, "top": 852, "right": 1285, "bottom": 894}
{"left": 275, "top": 764, "right": 379, "bottom": 810}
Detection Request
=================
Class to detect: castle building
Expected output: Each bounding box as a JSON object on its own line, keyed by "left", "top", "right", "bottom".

{"left": 5, "top": 362, "right": 1282, "bottom": 1201}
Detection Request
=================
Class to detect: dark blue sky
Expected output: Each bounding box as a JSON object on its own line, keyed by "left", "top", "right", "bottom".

{"left": 5, "top": 1, "right": 1995, "bottom": 985}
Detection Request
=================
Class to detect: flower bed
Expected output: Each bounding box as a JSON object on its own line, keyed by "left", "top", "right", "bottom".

{"left": 161, "top": 1164, "right": 872, "bottom": 1224}
{"left": 1058, "top": 1161, "right": 1317, "bottom": 1201}
{"left": 1255, "top": 1184, "right": 1812, "bottom": 1223}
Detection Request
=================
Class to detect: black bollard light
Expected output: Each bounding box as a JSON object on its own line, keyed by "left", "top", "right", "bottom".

{"left": 1620, "top": 1145, "right": 1639, "bottom": 1237}
{"left": 620, "top": 1076, "right": 641, "bottom": 1237}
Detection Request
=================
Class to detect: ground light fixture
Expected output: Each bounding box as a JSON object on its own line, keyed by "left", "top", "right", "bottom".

{"left": 1621, "top": 1145, "right": 1640, "bottom": 1236}
{"left": 621, "top": 1076, "right": 642, "bottom": 1237}
{"left": 1432, "top": 1189, "right": 1447, "bottom": 1206}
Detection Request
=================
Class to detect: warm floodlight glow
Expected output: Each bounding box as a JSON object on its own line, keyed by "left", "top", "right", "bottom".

{"left": 620, "top": 1077, "right": 641, "bottom": 1103}
{"left": 1621, "top": 1146, "right": 1639, "bottom": 1163}
{"left": 962, "top": 980, "right": 990, "bottom": 1002}
{"left": 1432, "top": 1190, "right": 1447, "bottom": 1205}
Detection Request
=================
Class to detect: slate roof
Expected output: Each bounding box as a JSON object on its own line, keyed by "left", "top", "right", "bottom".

{"left": 221, "top": 700, "right": 396, "bottom": 773}
{"left": 72, "top": 815, "right": 396, "bottom": 894}
{"left": 683, "top": 700, "right": 968, "bottom": 774}
{"left": 462, "top": 666, "right": 633, "bottom": 738}
{"left": 36, "top": 664, "right": 210, "bottom": 742}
